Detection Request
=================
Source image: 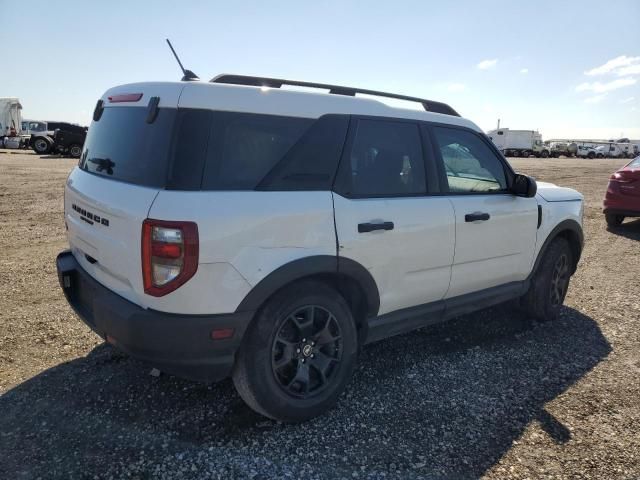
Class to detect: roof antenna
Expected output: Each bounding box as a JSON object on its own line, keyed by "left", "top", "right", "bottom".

{"left": 165, "top": 39, "right": 199, "bottom": 81}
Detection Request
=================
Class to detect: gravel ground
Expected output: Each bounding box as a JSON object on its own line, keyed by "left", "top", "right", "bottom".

{"left": 0, "top": 151, "right": 638, "bottom": 479}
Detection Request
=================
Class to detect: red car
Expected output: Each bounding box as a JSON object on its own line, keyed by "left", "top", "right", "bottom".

{"left": 604, "top": 156, "right": 640, "bottom": 226}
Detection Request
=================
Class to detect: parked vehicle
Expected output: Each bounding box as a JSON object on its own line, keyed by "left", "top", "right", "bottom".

{"left": 52, "top": 124, "right": 88, "bottom": 158}
{"left": 595, "top": 144, "right": 627, "bottom": 158}
{"left": 487, "top": 128, "right": 550, "bottom": 157}
{"left": 548, "top": 141, "right": 578, "bottom": 158}
{"left": 0, "top": 97, "right": 30, "bottom": 148}
{"left": 576, "top": 145, "right": 597, "bottom": 159}
{"left": 30, "top": 121, "right": 86, "bottom": 156}
{"left": 573, "top": 140, "right": 637, "bottom": 159}
{"left": 603, "top": 156, "right": 640, "bottom": 226}
{"left": 56, "top": 75, "right": 584, "bottom": 422}
{"left": 21, "top": 119, "right": 49, "bottom": 136}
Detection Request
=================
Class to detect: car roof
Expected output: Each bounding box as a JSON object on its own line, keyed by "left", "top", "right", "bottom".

{"left": 102, "top": 81, "right": 482, "bottom": 132}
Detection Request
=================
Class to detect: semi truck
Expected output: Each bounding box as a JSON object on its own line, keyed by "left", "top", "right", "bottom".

{"left": 487, "top": 128, "right": 550, "bottom": 157}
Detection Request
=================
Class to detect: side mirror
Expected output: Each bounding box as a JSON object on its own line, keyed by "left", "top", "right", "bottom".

{"left": 512, "top": 173, "right": 537, "bottom": 198}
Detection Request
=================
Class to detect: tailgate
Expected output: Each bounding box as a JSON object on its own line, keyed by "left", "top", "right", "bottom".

{"left": 65, "top": 168, "right": 159, "bottom": 307}
{"left": 64, "top": 82, "right": 186, "bottom": 307}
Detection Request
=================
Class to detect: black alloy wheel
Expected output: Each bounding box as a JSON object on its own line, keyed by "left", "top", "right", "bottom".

{"left": 232, "top": 280, "right": 358, "bottom": 422}
{"left": 270, "top": 305, "right": 343, "bottom": 398}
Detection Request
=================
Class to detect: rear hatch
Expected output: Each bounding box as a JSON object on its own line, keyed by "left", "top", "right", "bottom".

{"left": 65, "top": 83, "right": 184, "bottom": 307}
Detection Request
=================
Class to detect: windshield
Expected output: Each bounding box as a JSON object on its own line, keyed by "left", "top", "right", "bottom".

{"left": 79, "top": 107, "right": 176, "bottom": 188}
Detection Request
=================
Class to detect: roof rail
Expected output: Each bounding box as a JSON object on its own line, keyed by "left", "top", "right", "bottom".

{"left": 210, "top": 74, "right": 460, "bottom": 117}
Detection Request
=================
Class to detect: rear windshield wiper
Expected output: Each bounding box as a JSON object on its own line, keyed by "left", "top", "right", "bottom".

{"left": 87, "top": 157, "right": 115, "bottom": 174}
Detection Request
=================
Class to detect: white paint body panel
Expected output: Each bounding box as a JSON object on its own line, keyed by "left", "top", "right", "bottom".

{"left": 445, "top": 194, "right": 539, "bottom": 298}
{"left": 333, "top": 194, "right": 455, "bottom": 315}
{"left": 148, "top": 190, "right": 337, "bottom": 313}
{"left": 533, "top": 195, "right": 584, "bottom": 269}
{"left": 536, "top": 181, "right": 584, "bottom": 202}
{"left": 65, "top": 167, "right": 159, "bottom": 308}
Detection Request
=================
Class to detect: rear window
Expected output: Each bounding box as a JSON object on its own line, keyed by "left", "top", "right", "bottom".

{"left": 80, "top": 107, "right": 176, "bottom": 188}
{"left": 80, "top": 106, "right": 346, "bottom": 190}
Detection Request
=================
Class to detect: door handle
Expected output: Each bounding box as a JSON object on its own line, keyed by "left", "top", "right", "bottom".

{"left": 358, "top": 221, "right": 394, "bottom": 233}
{"left": 464, "top": 212, "right": 490, "bottom": 222}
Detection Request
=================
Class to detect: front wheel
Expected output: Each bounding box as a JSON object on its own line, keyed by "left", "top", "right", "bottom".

{"left": 540, "top": 150, "right": 549, "bottom": 158}
{"left": 522, "top": 237, "right": 573, "bottom": 322}
{"left": 232, "top": 280, "right": 358, "bottom": 422}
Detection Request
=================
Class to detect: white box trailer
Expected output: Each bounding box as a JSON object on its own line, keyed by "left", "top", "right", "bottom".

{"left": 487, "top": 128, "right": 550, "bottom": 157}
{"left": 0, "top": 97, "right": 30, "bottom": 148}
{"left": 0, "top": 97, "right": 23, "bottom": 135}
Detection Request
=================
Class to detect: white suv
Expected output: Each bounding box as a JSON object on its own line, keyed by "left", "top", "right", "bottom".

{"left": 56, "top": 75, "right": 584, "bottom": 422}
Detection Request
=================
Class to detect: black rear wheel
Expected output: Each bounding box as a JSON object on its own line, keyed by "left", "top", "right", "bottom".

{"left": 68, "top": 144, "right": 82, "bottom": 158}
{"left": 33, "top": 137, "right": 52, "bottom": 154}
{"left": 270, "top": 304, "right": 344, "bottom": 398}
{"left": 233, "top": 280, "right": 358, "bottom": 422}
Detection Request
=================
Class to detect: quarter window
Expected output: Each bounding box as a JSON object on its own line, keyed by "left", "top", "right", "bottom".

{"left": 338, "top": 119, "right": 426, "bottom": 197}
{"left": 202, "top": 113, "right": 313, "bottom": 190}
{"left": 432, "top": 127, "right": 508, "bottom": 193}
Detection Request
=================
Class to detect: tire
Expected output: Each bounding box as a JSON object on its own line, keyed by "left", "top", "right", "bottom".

{"left": 605, "top": 214, "right": 624, "bottom": 227}
{"left": 588, "top": 152, "right": 595, "bottom": 159}
{"left": 68, "top": 144, "right": 82, "bottom": 158}
{"left": 522, "top": 150, "right": 531, "bottom": 158}
{"left": 232, "top": 280, "right": 358, "bottom": 422}
{"left": 33, "top": 137, "right": 52, "bottom": 154}
{"left": 522, "top": 237, "right": 573, "bottom": 322}
{"left": 541, "top": 150, "right": 549, "bottom": 158}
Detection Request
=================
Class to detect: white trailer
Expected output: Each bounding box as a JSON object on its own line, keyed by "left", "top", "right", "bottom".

{"left": 487, "top": 128, "right": 550, "bottom": 157}
{"left": 0, "top": 97, "right": 22, "bottom": 134}
{"left": 0, "top": 98, "right": 29, "bottom": 148}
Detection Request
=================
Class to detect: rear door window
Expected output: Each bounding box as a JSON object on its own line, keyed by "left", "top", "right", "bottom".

{"left": 335, "top": 118, "right": 427, "bottom": 197}
{"left": 79, "top": 107, "right": 176, "bottom": 188}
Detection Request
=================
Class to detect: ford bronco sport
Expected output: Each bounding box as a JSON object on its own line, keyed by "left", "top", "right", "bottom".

{"left": 56, "top": 75, "right": 584, "bottom": 422}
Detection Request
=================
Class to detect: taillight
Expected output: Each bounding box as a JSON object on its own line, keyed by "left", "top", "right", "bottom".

{"left": 142, "top": 219, "right": 198, "bottom": 297}
{"left": 611, "top": 171, "right": 638, "bottom": 183}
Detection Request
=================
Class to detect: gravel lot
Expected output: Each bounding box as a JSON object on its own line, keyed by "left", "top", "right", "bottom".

{"left": 0, "top": 151, "right": 638, "bottom": 479}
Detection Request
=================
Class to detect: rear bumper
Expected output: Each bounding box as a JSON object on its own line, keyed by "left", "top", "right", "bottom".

{"left": 56, "top": 250, "right": 254, "bottom": 382}
{"left": 603, "top": 207, "right": 640, "bottom": 217}
{"left": 603, "top": 188, "right": 640, "bottom": 217}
